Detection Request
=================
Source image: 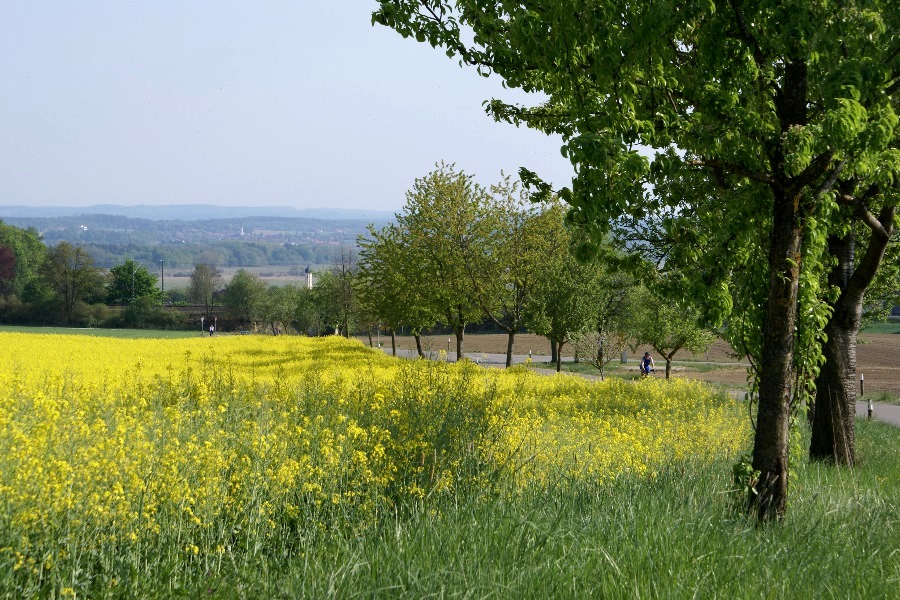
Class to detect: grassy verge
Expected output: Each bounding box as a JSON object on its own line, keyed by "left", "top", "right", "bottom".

{"left": 861, "top": 320, "right": 900, "bottom": 334}
{"left": 138, "top": 421, "right": 899, "bottom": 598}
{"left": 240, "top": 420, "right": 899, "bottom": 598}
{"left": 861, "top": 391, "right": 900, "bottom": 406}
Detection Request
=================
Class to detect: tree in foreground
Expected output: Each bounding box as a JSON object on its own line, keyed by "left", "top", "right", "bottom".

{"left": 373, "top": 0, "right": 900, "bottom": 520}
{"left": 809, "top": 206, "right": 897, "bottom": 463}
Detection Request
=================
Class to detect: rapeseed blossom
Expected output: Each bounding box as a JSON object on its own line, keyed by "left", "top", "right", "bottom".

{"left": 0, "top": 332, "right": 748, "bottom": 582}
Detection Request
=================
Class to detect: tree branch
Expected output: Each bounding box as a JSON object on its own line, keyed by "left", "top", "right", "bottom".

{"left": 686, "top": 158, "right": 776, "bottom": 185}
{"left": 846, "top": 205, "right": 896, "bottom": 306}
{"left": 838, "top": 184, "right": 890, "bottom": 239}
{"left": 726, "top": 0, "right": 780, "bottom": 97}
{"left": 795, "top": 151, "right": 835, "bottom": 190}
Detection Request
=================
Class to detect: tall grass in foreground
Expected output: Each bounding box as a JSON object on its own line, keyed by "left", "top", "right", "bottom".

{"left": 218, "top": 422, "right": 900, "bottom": 599}
{"left": 0, "top": 333, "right": 895, "bottom": 598}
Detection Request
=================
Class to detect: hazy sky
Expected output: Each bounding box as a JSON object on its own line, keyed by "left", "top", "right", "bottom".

{"left": 1, "top": 1, "right": 574, "bottom": 212}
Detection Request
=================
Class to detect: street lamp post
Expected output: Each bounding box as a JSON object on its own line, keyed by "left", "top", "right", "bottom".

{"left": 201, "top": 316, "right": 205, "bottom": 335}
{"left": 158, "top": 259, "right": 164, "bottom": 297}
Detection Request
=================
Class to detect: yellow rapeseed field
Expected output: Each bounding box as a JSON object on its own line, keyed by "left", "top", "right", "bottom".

{"left": 0, "top": 332, "right": 748, "bottom": 577}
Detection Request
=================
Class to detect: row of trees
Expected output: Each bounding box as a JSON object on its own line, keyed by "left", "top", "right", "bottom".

{"left": 355, "top": 164, "right": 714, "bottom": 375}
{"left": 373, "top": 0, "right": 900, "bottom": 518}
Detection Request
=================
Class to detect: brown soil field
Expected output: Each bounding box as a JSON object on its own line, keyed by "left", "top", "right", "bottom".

{"left": 371, "top": 332, "right": 900, "bottom": 396}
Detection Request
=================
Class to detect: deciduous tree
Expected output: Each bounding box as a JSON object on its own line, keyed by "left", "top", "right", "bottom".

{"left": 189, "top": 263, "right": 223, "bottom": 321}
{"left": 395, "top": 164, "right": 485, "bottom": 359}
{"left": 223, "top": 269, "right": 267, "bottom": 328}
{"left": 463, "top": 182, "right": 565, "bottom": 367}
{"left": 40, "top": 242, "right": 105, "bottom": 323}
{"left": 373, "top": 0, "right": 900, "bottom": 519}
{"left": 629, "top": 287, "right": 716, "bottom": 380}
{"left": 107, "top": 259, "right": 163, "bottom": 305}
{"left": 358, "top": 223, "right": 439, "bottom": 355}
{"left": 0, "top": 222, "right": 46, "bottom": 298}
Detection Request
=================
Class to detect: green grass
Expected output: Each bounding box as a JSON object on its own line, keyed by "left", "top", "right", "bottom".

{"left": 862, "top": 391, "right": 900, "bottom": 406}
{"left": 282, "top": 420, "right": 900, "bottom": 599}
{"left": 861, "top": 320, "right": 900, "bottom": 334}
{"left": 169, "top": 420, "right": 900, "bottom": 597}
{"left": 0, "top": 325, "right": 200, "bottom": 339}
{"left": 11, "top": 419, "right": 892, "bottom": 598}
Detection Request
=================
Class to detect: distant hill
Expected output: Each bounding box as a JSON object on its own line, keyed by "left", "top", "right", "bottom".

{"left": 0, "top": 206, "right": 395, "bottom": 269}
{"left": 0, "top": 204, "right": 397, "bottom": 221}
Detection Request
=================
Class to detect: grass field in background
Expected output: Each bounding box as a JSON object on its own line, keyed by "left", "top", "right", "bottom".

{"left": 0, "top": 325, "right": 200, "bottom": 338}
{"left": 862, "top": 319, "right": 900, "bottom": 335}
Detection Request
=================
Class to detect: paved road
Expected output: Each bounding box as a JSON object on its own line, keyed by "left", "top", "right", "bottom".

{"left": 856, "top": 400, "right": 900, "bottom": 427}
{"left": 376, "top": 347, "right": 900, "bottom": 427}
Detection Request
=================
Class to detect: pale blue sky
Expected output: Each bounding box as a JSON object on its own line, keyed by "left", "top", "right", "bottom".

{"left": 0, "top": 1, "right": 573, "bottom": 212}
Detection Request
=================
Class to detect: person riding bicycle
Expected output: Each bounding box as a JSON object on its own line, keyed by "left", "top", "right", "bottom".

{"left": 640, "top": 352, "right": 655, "bottom": 377}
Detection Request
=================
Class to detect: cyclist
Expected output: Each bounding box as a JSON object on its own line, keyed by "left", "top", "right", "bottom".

{"left": 640, "top": 352, "right": 655, "bottom": 378}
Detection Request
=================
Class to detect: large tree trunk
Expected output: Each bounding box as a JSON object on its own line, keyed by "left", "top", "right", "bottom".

{"left": 455, "top": 324, "right": 465, "bottom": 361}
{"left": 550, "top": 339, "right": 558, "bottom": 365}
{"left": 811, "top": 315, "right": 858, "bottom": 463}
{"left": 811, "top": 233, "right": 858, "bottom": 464}
{"left": 811, "top": 206, "right": 894, "bottom": 463}
{"left": 390, "top": 329, "right": 397, "bottom": 356}
{"left": 505, "top": 331, "right": 515, "bottom": 368}
{"left": 415, "top": 333, "right": 423, "bottom": 358}
{"left": 751, "top": 186, "right": 804, "bottom": 521}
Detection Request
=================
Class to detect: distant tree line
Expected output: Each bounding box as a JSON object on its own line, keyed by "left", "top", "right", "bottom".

{"left": 78, "top": 240, "right": 350, "bottom": 269}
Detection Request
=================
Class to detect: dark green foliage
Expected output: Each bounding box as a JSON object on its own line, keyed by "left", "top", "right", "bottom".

{"left": 106, "top": 259, "right": 163, "bottom": 305}
{"left": 0, "top": 221, "right": 46, "bottom": 298}
{"left": 222, "top": 269, "right": 267, "bottom": 326}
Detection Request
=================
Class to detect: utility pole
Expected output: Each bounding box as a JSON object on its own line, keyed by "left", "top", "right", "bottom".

{"left": 159, "top": 259, "right": 165, "bottom": 297}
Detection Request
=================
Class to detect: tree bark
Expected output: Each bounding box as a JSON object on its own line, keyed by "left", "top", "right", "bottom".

{"left": 811, "top": 206, "right": 894, "bottom": 463}
{"left": 550, "top": 339, "right": 558, "bottom": 365}
{"left": 596, "top": 343, "right": 605, "bottom": 381}
{"left": 390, "top": 329, "right": 397, "bottom": 356}
{"left": 751, "top": 186, "right": 803, "bottom": 521}
{"left": 505, "top": 331, "right": 516, "bottom": 368}
{"left": 415, "top": 333, "right": 423, "bottom": 358}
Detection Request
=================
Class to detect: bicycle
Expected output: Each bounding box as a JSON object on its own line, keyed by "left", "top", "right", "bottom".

{"left": 639, "top": 367, "right": 656, "bottom": 379}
